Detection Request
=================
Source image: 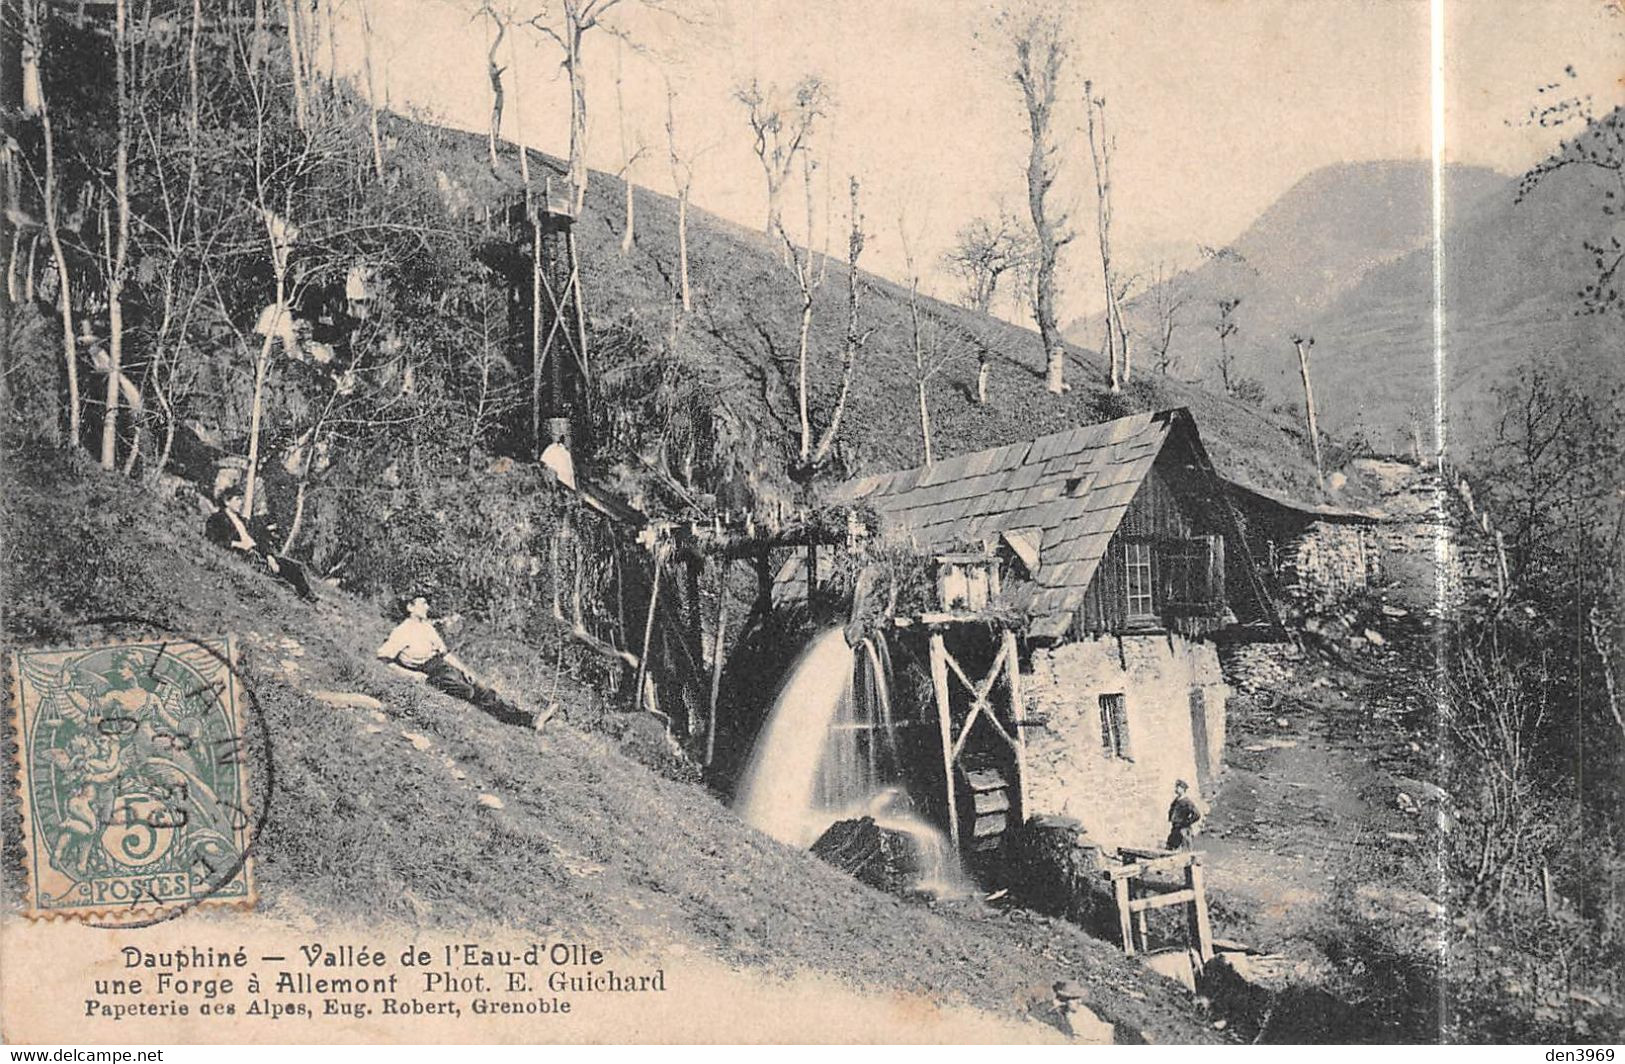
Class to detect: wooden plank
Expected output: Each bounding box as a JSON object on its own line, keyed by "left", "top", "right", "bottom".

{"left": 1114, "top": 877, "right": 1136, "bottom": 958}
{"left": 963, "top": 768, "right": 1006, "bottom": 792}
{"left": 929, "top": 633, "right": 959, "bottom": 853}
{"left": 1105, "top": 855, "right": 1196, "bottom": 880}
{"left": 704, "top": 587, "right": 727, "bottom": 767}
{"left": 972, "top": 790, "right": 1010, "bottom": 815}
{"left": 1004, "top": 629, "right": 1030, "bottom": 820}
{"left": 1188, "top": 860, "right": 1215, "bottom": 963}
{"left": 972, "top": 814, "right": 1007, "bottom": 838}
{"left": 1127, "top": 889, "right": 1198, "bottom": 913}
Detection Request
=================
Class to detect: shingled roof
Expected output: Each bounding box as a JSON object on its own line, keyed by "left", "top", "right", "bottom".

{"left": 826, "top": 408, "right": 1212, "bottom": 638}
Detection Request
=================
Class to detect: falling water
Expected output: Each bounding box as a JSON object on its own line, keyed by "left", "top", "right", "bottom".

{"left": 734, "top": 628, "right": 969, "bottom": 896}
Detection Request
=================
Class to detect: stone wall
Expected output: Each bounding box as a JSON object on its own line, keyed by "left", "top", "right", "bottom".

{"left": 1281, "top": 522, "right": 1377, "bottom": 610}
{"left": 1022, "top": 633, "right": 1228, "bottom": 850}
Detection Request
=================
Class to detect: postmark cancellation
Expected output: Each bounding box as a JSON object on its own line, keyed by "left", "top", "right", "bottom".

{"left": 11, "top": 638, "right": 255, "bottom": 920}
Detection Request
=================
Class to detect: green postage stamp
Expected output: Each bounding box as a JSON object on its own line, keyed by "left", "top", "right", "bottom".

{"left": 11, "top": 638, "right": 256, "bottom": 920}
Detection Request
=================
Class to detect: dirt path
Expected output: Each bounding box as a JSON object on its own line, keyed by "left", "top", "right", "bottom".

{"left": 1194, "top": 625, "right": 1450, "bottom": 1041}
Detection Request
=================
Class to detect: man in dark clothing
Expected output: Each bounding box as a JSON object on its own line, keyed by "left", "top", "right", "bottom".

{"left": 205, "top": 490, "right": 317, "bottom": 602}
{"left": 1166, "top": 779, "right": 1205, "bottom": 851}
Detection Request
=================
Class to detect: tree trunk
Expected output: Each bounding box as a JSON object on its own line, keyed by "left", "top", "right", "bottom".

{"left": 795, "top": 285, "right": 813, "bottom": 462}
{"left": 567, "top": 28, "right": 588, "bottom": 215}
{"left": 810, "top": 180, "right": 866, "bottom": 468}
{"left": 250, "top": 0, "right": 266, "bottom": 77}
{"left": 37, "top": 72, "right": 79, "bottom": 445}
{"left": 485, "top": 17, "right": 505, "bottom": 173}
{"left": 1293, "top": 337, "right": 1323, "bottom": 487}
{"left": 977, "top": 356, "right": 989, "bottom": 405}
{"left": 357, "top": 0, "right": 384, "bottom": 181}
{"left": 281, "top": 0, "right": 308, "bottom": 129}
{"left": 909, "top": 276, "right": 932, "bottom": 466}
{"left": 676, "top": 188, "right": 691, "bottom": 312}
{"left": 1086, "top": 87, "right": 1120, "bottom": 394}
{"left": 622, "top": 179, "right": 635, "bottom": 254}
{"left": 507, "top": 27, "right": 530, "bottom": 189}
{"left": 243, "top": 327, "right": 274, "bottom": 519}
{"left": 101, "top": 0, "right": 131, "bottom": 471}
{"left": 1030, "top": 148, "right": 1065, "bottom": 394}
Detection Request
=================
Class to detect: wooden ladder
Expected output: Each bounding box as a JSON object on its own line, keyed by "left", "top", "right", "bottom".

{"left": 962, "top": 765, "right": 1016, "bottom": 853}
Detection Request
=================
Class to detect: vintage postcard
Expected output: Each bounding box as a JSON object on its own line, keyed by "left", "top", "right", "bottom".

{"left": 1, "top": 0, "right": 1621, "bottom": 1049}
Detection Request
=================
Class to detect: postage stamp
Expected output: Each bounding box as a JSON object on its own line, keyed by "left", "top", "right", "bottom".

{"left": 11, "top": 638, "right": 256, "bottom": 920}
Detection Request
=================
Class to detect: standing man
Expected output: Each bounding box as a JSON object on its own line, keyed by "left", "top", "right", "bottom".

{"left": 376, "top": 595, "right": 550, "bottom": 731}
{"left": 1166, "top": 779, "right": 1205, "bottom": 851}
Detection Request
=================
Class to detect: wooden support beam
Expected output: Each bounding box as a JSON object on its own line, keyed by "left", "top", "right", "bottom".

{"left": 1128, "top": 888, "right": 1199, "bottom": 913}
{"left": 1113, "top": 876, "right": 1135, "bottom": 958}
{"left": 705, "top": 589, "right": 727, "bottom": 767}
{"left": 1003, "top": 628, "right": 1030, "bottom": 821}
{"left": 634, "top": 546, "right": 666, "bottom": 718}
{"left": 929, "top": 632, "right": 959, "bottom": 853}
{"left": 1187, "top": 859, "right": 1214, "bottom": 963}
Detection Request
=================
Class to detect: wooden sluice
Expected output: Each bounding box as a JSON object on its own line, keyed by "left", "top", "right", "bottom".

{"left": 1105, "top": 846, "right": 1214, "bottom": 963}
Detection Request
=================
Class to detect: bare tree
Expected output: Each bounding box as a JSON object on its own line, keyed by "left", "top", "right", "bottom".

{"left": 808, "top": 178, "right": 868, "bottom": 469}
{"left": 1002, "top": 5, "right": 1074, "bottom": 393}
{"left": 735, "top": 75, "right": 831, "bottom": 243}
{"left": 613, "top": 40, "right": 644, "bottom": 253}
{"left": 281, "top": 0, "right": 310, "bottom": 129}
{"left": 1084, "top": 81, "right": 1129, "bottom": 391}
{"left": 100, "top": 0, "right": 133, "bottom": 470}
{"left": 528, "top": 0, "right": 632, "bottom": 216}
{"left": 478, "top": 3, "right": 508, "bottom": 172}
{"left": 942, "top": 209, "right": 1032, "bottom": 315}
{"left": 1438, "top": 639, "right": 1553, "bottom": 905}
{"left": 778, "top": 219, "right": 823, "bottom": 465}
{"left": 1213, "top": 296, "right": 1240, "bottom": 394}
{"left": 22, "top": 0, "right": 81, "bottom": 445}
{"left": 664, "top": 77, "right": 707, "bottom": 314}
{"left": 1142, "top": 259, "right": 1192, "bottom": 375}
{"left": 357, "top": 0, "right": 386, "bottom": 181}
{"left": 903, "top": 215, "right": 965, "bottom": 465}
{"left": 1290, "top": 334, "right": 1324, "bottom": 486}
{"left": 1516, "top": 68, "right": 1625, "bottom": 316}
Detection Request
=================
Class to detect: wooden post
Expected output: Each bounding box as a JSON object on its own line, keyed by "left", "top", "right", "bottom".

{"left": 1187, "top": 856, "right": 1214, "bottom": 963}
{"left": 1292, "top": 336, "right": 1323, "bottom": 487}
{"left": 1134, "top": 878, "right": 1150, "bottom": 951}
{"left": 929, "top": 631, "right": 960, "bottom": 852}
{"left": 1002, "top": 628, "right": 1029, "bottom": 821}
{"left": 1114, "top": 876, "right": 1136, "bottom": 957}
{"left": 634, "top": 545, "right": 666, "bottom": 717}
{"left": 706, "top": 590, "right": 728, "bottom": 767}
{"left": 531, "top": 212, "right": 543, "bottom": 457}
{"left": 754, "top": 549, "right": 771, "bottom": 616}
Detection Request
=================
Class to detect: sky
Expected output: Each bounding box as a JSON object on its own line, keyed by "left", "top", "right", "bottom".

{"left": 341, "top": 0, "right": 1625, "bottom": 322}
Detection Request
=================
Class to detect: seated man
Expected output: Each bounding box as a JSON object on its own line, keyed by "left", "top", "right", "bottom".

{"left": 205, "top": 489, "right": 317, "bottom": 602}
{"left": 376, "top": 595, "right": 542, "bottom": 729}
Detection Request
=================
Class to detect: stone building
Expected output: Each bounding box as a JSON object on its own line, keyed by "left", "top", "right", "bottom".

{"left": 830, "top": 408, "right": 1281, "bottom": 852}
{"left": 1222, "top": 480, "right": 1382, "bottom": 612}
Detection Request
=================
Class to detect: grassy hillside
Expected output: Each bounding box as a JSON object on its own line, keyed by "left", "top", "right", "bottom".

{"left": 417, "top": 122, "right": 1347, "bottom": 506}
{"left": 0, "top": 439, "right": 1220, "bottom": 1042}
